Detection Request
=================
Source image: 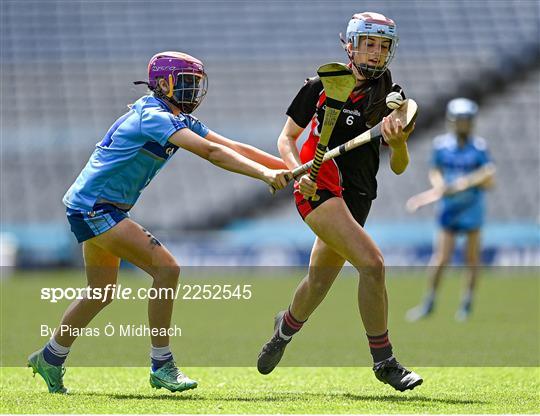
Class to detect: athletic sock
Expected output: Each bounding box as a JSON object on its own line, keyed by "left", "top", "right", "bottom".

{"left": 278, "top": 308, "right": 305, "bottom": 341}
{"left": 424, "top": 290, "right": 436, "bottom": 311}
{"left": 150, "top": 345, "right": 174, "bottom": 371}
{"left": 460, "top": 289, "right": 473, "bottom": 311}
{"left": 42, "top": 337, "right": 70, "bottom": 366}
{"left": 367, "top": 330, "right": 393, "bottom": 363}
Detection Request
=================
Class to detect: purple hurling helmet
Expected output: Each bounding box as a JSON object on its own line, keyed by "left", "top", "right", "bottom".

{"left": 138, "top": 51, "right": 208, "bottom": 114}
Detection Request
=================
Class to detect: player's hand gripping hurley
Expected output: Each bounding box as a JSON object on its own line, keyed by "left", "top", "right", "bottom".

{"left": 289, "top": 98, "right": 418, "bottom": 181}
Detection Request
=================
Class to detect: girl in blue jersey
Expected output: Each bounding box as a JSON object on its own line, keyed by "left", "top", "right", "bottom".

{"left": 28, "top": 51, "right": 290, "bottom": 393}
{"left": 407, "top": 98, "right": 496, "bottom": 322}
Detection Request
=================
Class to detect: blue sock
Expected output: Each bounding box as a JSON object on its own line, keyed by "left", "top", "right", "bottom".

{"left": 460, "top": 291, "right": 473, "bottom": 312}
{"left": 42, "top": 338, "right": 70, "bottom": 366}
{"left": 150, "top": 345, "right": 173, "bottom": 372}
{"left": 462, "top": 290, "right": 473, "bottom": 307}
{"left": 424, "top": 290, "right": 436, "bottom": 312}
{"left": 151, "top": 357, "right": 174, "bottom": 371}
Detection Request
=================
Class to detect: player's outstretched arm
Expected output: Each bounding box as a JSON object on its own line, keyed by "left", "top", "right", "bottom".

{"left": 429, "top": 168, "right": 445, "bottom": 189}
{"left": 204, "top": 130, "right": 287, "bottom": 170}
{"left": 445, "top": 163, "right": 496, "bottom": 195}
{"left": 477, "top": 163, "right": 496, "bottom": 190}
{"left": 168, "top": 128, "right": 290, "bottom": 190}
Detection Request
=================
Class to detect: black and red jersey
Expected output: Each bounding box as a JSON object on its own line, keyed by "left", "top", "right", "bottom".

{"left": 287, "top": 76, "right": 400, "bottom": 200}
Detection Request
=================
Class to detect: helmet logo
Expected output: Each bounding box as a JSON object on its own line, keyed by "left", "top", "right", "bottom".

{"left": 152, "top": 65, "right": 177, "bottom": 71}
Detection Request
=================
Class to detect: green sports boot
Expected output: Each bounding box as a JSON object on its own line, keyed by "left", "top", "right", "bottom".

{"left": 149, "top": 361, "right": 198, "bottom": 393}
{"left": 27, "top": 349, "right": 68, "bottom": 394}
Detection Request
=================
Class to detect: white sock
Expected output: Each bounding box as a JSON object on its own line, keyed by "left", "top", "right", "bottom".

{"left": 48, "top": 337, "right": 70, "bottom": 355}
{"left": 150, "top": 345, "right": 172, "bottom": 361}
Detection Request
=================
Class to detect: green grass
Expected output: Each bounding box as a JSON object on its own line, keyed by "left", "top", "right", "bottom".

{"left": 2, "top": 269, "right": 538, "bottom": 367}
{"left": 1, "top": 269, "right": 539, "bottom": 413}
{"left": 1, "top": 366, "right": 539, "bottom": 413}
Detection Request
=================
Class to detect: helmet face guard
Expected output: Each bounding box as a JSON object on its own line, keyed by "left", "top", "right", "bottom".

{"left": 168, "top": 70, "right": 208, "bottom": 114}
{"left": 341, "top": 12, "right": 398, "bottom": 80}
{"left": 142, "top": 51, "right": 208, "bottom": 113}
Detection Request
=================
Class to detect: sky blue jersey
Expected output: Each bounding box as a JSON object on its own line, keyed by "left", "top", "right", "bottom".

{"left": 431, "top": 133, "right": 491, "bottom": 230}
{"left": 63, "top": 95, "right": 209, "bottom": 211}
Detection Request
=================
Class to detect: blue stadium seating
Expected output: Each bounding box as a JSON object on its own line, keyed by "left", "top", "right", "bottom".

{"left": 1, "top": 0, "right": 538, "bottom": 229}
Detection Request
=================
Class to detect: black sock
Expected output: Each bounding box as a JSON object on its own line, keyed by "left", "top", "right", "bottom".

{"left": 279, "top": 308, "right": 305, "bottom": 338}
{"left": 367, "top": 330, "right": 393, "bottom": 363}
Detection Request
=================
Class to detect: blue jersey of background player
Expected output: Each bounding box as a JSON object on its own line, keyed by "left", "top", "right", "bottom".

{"left": 28, "top": 51, "right": 290, "bottom": 394}
{"left": 432, "top": 127, "right": 491, "bottom": 231}
{"left": 407, "top": 98, "right": 496, "bottom": 322}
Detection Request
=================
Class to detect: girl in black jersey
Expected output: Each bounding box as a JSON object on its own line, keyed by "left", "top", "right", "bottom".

{"left": 257, "top": 12, "right": 423, "bottom": 392}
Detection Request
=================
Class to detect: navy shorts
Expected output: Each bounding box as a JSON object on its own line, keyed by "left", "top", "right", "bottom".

{"left": 441, "top": 223, "right": 481, "bottom": 234}
{"left": 66, "top": 203, "right": 130, "bottom": 243}
{"left": 439, "top": 211, "right": 483, "bottom": 234}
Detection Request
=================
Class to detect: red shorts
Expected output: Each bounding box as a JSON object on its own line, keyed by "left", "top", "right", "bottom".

{"left": 294, "top": 188, "right": 340, "bottom": 220}
{"left": 294, "top": 187, "right": 373, "bottom": 226}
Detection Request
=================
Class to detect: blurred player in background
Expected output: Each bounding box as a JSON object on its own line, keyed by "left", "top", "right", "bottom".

{"left": 406, "top": 98, "right": 496, "bottom": 322}
{"left": 27, "top": 51, "right": 289, "bottom": 394}
{"left": 257, "top": 13, "right": 423, "bottom": 392}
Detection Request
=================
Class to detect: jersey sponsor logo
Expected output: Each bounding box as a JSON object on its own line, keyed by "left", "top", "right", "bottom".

{"left": 342, "top": 108, "right": 362, "bottom": 117}
{"left": 320, "top": 106, "right": 361, "bottom": 118}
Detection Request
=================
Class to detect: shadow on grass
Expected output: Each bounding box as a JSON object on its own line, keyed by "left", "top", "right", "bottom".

{"left": 342, "top": 393, "right": 484, "bottom": 405}
{"left": 71, "top": 391, "right": 485, "bottom": 406}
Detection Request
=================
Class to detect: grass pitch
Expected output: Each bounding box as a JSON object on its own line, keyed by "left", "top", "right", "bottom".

{"left": 1, "top": 268, "right": 538, "bottom": 413}
{"left": 1, "top": 367, "right": 539, "bottom": 414}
